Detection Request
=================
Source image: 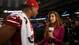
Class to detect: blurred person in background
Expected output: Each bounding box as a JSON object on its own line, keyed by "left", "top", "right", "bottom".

{"left": 37, "top": 11, "right": 64, "bottom": 45}
{"left": 0, "top": 0, "right": 39, "bottom": 45}
{"left": 70, "top": 17, "right": 79, "bottom": 45}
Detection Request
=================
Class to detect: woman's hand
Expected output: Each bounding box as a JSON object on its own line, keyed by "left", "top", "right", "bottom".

{"left": 49, "top": 31, "right": 55, "bottom": 38}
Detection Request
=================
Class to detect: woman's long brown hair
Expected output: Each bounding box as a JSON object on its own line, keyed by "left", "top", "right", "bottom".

{"left": 44, "top": 11, "right": 63, "bottom": 39}
{"left": 48, "top": 11, "right": 63, "bottom": 27}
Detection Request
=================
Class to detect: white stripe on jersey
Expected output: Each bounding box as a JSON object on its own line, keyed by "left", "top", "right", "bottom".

{"left": 7, "top": 20, "right": 19, "bottom": 24}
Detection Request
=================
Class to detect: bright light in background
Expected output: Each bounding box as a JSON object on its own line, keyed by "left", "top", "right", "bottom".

{"left": 62, "top": 14, "right": 70, "bottom": 16}
{"left": 4, "top": 10, "right": 8, "bottom": 13}
{"left": 4, "top": 10, "right": 22, "bottom": 13}
{"left": 75, "top": 12, "right": 79, "bottom": 14}
{"left": 30, "top": 18, "right": 46, "bottom": 21}
{"left": 61, "top": 11, "right": 70, "bottom": 16}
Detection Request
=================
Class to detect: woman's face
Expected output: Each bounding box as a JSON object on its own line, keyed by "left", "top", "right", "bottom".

{"left": 49, "top": 13, "right": 56, "bottom": 23}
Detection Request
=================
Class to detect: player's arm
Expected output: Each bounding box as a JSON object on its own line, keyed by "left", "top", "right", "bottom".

{"left": 0, "top": 15, "right": 21, "bottom": 45}
{"left": 0, "top": 24, "right": 16, "bottom": 45}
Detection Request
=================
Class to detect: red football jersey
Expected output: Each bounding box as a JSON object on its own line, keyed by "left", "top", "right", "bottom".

{"left": 4, "top": 15, "right": 22, "bottom": 45}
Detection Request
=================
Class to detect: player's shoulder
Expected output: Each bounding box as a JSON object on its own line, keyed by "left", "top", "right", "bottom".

{"left": 6, "top": 13, "right": 20, "bottom": 20}
{"left": 4, "top": 13, "right": 22, "bottom": 28}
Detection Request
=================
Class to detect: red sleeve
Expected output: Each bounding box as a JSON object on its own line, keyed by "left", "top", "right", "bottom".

{"left": 53, "top": 26, "right": 65, "bottom": 44}
{"left": 4, "top": 15, "right": 22, "bottom": 29}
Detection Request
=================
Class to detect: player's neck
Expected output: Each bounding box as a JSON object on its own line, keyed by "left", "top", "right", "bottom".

{"left": 25, "top": 11, "right": 32, "bottom": 19}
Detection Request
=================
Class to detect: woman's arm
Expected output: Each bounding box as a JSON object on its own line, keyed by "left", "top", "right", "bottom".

{"left": 53, "top": 26, "right": 65, "bottom": 44}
